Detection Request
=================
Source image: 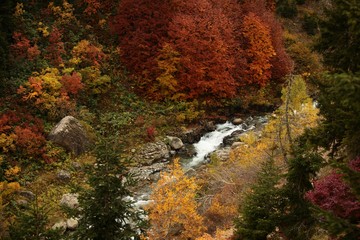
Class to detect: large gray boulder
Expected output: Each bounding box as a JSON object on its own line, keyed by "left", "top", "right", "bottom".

{"left": 48, "top": 116, "right": 93, "bottom": 156}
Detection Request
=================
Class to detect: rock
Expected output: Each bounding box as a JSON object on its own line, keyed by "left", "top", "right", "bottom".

{"left": 134, "top": 141, "right": 170, "bottom": 165}
{"left": 213, "top": 147, "right": 231, "bottom": 161}
{"left": 177, "top": 144, "right": 196, "bottom": 158}
{"left": 52, "top": 220, "right": 67, "bottom": 233}
{"left": 223, "top": 130, "right": 245, "bottom": 146}
{"left": 167, "top": 136, "right": 184, "bottom": 150}
{"left": 60, "top": 193, "right": 79, "bottom": 209}
{"left": 231, "top": 141, "right": 244, "bottom": 149}
{"left": 130, "top": 162, "right": 167, "bottom": 187}
{"left": 57, "top": 170, "right": 71, "bottom": 181}
{"left": 48, "top": 116, "right": 93, "bottom": 156}
{"left": 66, "top": 218, "right": 79, "bottom": 230}
{"left": 71, "top": 162, "right": 82, "bottom": 170}
{"left": 16, "top": 199, "right": 28, "bottom": 206}
{"left": 19, "top": 190, "right": 35, "bottom": 201}
{"left": 232, "top": 118, "right": 243, "bottom": 125}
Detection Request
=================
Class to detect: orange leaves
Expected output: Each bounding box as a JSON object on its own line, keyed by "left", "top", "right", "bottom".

{"left": 70, "top": 40, "right": 106, "bottom": 67}
{"left": 241, "top": 12, "right": 275, "bottom": 86}
{"left": 147, "top": 158, "right": 204, "bottom": 239}
{"left": 17, "top": 68, "right": 83, "bottom": 116}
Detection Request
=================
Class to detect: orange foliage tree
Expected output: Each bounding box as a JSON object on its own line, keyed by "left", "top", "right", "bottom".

{"left": 241, "top": 12, "right": 276, "bottom": 86}
{"left": 147, "top": 158, "right": 204, "bottom": 239}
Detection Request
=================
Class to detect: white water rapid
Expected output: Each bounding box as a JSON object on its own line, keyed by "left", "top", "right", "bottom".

{"left": 188, "top": 121, "right": 251, "bottom": 167}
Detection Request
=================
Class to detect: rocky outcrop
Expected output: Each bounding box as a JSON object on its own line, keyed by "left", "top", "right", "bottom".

{"left": 133, "top": 141, "right": 170, "bottom": 166}
{"left": 48, "top": 116, "right": 93, "bottom": 156}
{"left": 130, "top": 162, "right": 168, "bottom": 188}
{"left": 178, "top": 121, "right": 216, "bottom": 144}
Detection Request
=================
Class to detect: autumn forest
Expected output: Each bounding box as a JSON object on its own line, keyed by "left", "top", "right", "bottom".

{"left": 0, "top": 0, "right": 359, "bottom": 239}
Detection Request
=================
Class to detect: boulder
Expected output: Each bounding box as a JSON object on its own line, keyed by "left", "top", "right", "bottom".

{"left": 130, "top": 162, "right": 167, "bottom": 187}
{"left": 231, "top": 141, "right": 244, "bottom": 149}
{"left": 19, "top": 190, "right": 35, "bottom": 201}
{"left": 213, "top": 147, "right": 231, "bottom": 161}
{"left": 167, "top": 136, "right": 184, "bottom": 150}
{"left": 134, "top": 141, "right": 170, "bottom": 165}
{"left": 223, "top": 130, "right": 245, "bottom": 146}
{"left": 232, "top": 118, "right": 243, "bottom": 125}
{"left": 60, "top": 193, "right": 79, "bottom": 209}
{"left": 66, "top": 218, "right": 79, "bottom": 230}
{"left": 57, "top": 170, "right": 71, "bottom": 181}
{"left": 48, "top": 116, "right": 93, "bottom": 156}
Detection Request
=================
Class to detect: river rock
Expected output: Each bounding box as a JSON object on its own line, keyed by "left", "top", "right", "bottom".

{"left": 19, "top": 190, "right": 35, "bottom": 201}
{"left": 223, "top": 130, "right": 245, "bottom": 146}
{"left": 48, "top": 116, "right": 93, "bottom": 156}
{"left": 231, "top": 141, "right": 244, "bottom": 149}
{"left": 232, "top": 118, "right": 243, "bottom": 125}
{"left": 134, "top": 141, "right": 170, "bottom": 165}
{"left": 213, "top": 147, "right": 231, "bottom": 161}
{"left": 60, "top": 193, "right": 79, "bottom": 209}
{"left": 66, "top": 218, "right": 79, "bottom": 230}
{"left": 167, "top": 136, "right": 184, "bottom": 150}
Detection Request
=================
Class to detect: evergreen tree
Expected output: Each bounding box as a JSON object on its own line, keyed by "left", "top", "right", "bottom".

{"left": 280, "top": 140, "right": 323, "bottom": 240}
{"left": 235, "top": 157, "right": 285, "bottom": 240}
{"left": 316, "top": 0, "right": 360, "bottom": 72}
{"left": 71, "top": 136, "right": 145, "bottom": 240}
{"left": 8, "top": 195, "right": 61, "bottom": 240}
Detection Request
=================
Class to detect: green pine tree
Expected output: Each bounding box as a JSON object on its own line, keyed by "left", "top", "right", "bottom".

{"left": 71, "top": 136, "right": 145, "bottom": 240}
{"left": 8, "top": 195, "right": 61, "bottom": 240}
{"left": 235, "top": 157, "right": 285, "bottom": 240}
{"left": 316, "top": 0, "right": 360, "bottom": 72}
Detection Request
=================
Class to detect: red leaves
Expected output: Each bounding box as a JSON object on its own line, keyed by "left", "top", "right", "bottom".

{"left": 306, "top": 163, "right": 360, "bottom": 220}
{"left": 11, "top": 32, "right": 40, "bottom": 61}
{"left": 45, "top": 27, "right": 65, "bottom": 66}
{"left": 110, "top": 0, "right": 293, "bottom": 101}
{"left": 60, "top": 72, "right": 83, "bottom": 95}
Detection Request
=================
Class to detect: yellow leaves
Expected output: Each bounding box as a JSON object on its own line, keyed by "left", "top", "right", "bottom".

{"left": 0, "top": 133, "right": 16, "bottom": 153}
{"left": 48, "top": 1, "right": 76, "bottom": 25}
{"left": 79, "top": 67, "right": 111, "bottom": 94}
{"left": 4, "top": 166, "right": 21, "bottom": 181}
{"left": 14, "top": 3, "right": 25, "bottom": 17}
{"left": 154, "top": 43, "right": 181, "bottom": 99}
{"left": 37, "top": 22, "right": 50, "bottom": 37}
{"left": 147, "top": 158, "right": 204, "bottom": 239}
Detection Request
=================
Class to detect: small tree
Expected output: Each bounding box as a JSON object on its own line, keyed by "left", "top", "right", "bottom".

{"left": 147, "top": 158, "right": 204, "bottom": 239}
{"left": 8, "top": 195, "right": 61, "bottom": 240}
{"left": 72, "top": 136, "right": 144, "bottom": 240}
{"left": 235, "top": 157, "right": 284, "bottom": 240}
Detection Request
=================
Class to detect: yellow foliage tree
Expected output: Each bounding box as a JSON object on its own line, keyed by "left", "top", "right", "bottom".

{"left": 153, "top": 43, "right": 181, "bottom": 99}
{"left": 147, "top": 158, "right": 204, "bottom": 240}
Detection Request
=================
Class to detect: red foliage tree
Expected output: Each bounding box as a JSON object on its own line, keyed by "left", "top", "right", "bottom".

{"left": 168, "top": 0, "right": 237, "bottom": 100}
{"left": 110, "top": 0, "right": 174, "bottom": 95}
{"left": 306, "top": 167, "right": 360, "bottom": 220}
{"left": 60, "top": 72, "right": 83, "bottom": 95}
{"left": 0, "top": 111, "right": 48, "bottom": 162}
{"left": 10, "top": 32, "right": 40, "bottom": 61}
{"left": 45, "top": 27, "right": 65, "bottom": 66}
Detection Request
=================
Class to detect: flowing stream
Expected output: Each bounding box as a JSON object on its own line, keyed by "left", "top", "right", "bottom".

{"left": 188, "top": 121, "right": 246, "bottom": 167}
{"left": 187, "top": 119, "right": 260, "bottom": 167}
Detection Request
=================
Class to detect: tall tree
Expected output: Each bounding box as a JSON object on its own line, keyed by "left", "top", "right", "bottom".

{"left": 316, "top": 0, "right": 360, "bottom": 72}
{"left": 71, "top": 136, "right": 144, "bottom": 240}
